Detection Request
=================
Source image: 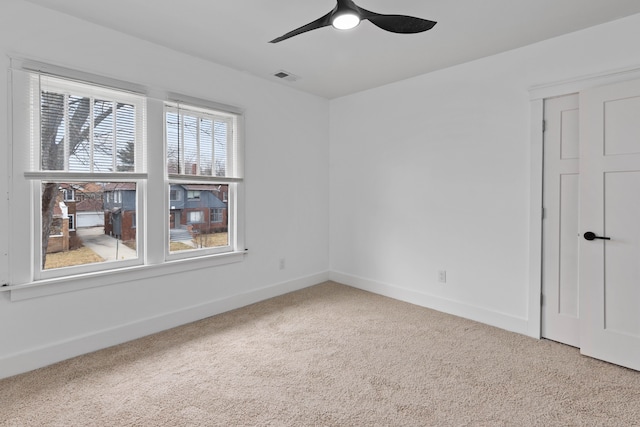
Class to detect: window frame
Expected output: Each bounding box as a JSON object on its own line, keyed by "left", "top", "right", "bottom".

{"left": 25, "top": 73, "right": 147, "bottom": 281}
{"left": 68, "top": 213, "right": 75, "bottom": 232}
{"left": 6, "top": 59, "right": 246, "bottom": 299}
{"left": 164, "top": 99, "right": 243, "bottom": 261}
{"left": 62, "top": 188, "right": 75, "bottom": 201}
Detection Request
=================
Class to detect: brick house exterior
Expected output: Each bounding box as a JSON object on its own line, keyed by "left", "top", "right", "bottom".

{"left": 169, "top": 184, "right": 228, "bottom": 234}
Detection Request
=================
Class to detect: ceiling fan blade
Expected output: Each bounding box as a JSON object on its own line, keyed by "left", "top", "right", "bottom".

{"left": 360, "top": 9, "right": 436, "bottom": 34}
{"left": 270, "top": 11, "right": 333, "bottom": 43}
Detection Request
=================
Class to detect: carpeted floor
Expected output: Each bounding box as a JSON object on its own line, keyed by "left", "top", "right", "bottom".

{"left": 1, "top": 281, "right": 639, "bottom": 426}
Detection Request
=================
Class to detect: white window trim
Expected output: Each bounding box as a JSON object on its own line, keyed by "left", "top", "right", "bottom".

{"left": 5, "top": 59, "right": 246, "bottom": 299}
{"left": 4, "top": 251, "right": 247, "bottom": 301}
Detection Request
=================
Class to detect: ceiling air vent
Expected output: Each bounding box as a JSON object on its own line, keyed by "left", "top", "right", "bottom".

{"left": 273, "top": 70, "right": 299, "bottom": 82}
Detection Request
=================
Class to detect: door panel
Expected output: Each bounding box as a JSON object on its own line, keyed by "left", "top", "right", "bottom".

{"left": 542, "top": 94, "right": 580, "bottom": 347}
{"left": 604, "top": 171, "right": 640, "bottom": 337}
{"left": 579, "top": 79, "right": 640, "bottom": 371}
{"left": 604, "top": 97, "right": 640, "bottom": 155}
{"left": 559, "top": 174, "right": 579, "bottom": 319}
{"left": 560, "top": 108, "right": 580, "bottom": 159}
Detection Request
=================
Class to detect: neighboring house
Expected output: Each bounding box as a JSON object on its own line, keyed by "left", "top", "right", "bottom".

{"left": 169, "top": 184, "right": 228, "bottom": 234}
{"left": 103, "top": 183, "right": 137, "bottom": 241}
{"left": 48, "top": 183, "right": 106, "bottom": 253}
{"left": 45, "top": 183, "right": 81, "bottom": 254}
{"left": 103, "top": 183, "right": 228, "bottom": 242}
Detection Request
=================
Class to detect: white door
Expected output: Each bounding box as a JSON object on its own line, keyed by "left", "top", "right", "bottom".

{"left": 542, "top": 94, "right": 580, "bottom": 347}
{"left": 579, "top": 78, "right": 640, "bottom": 371}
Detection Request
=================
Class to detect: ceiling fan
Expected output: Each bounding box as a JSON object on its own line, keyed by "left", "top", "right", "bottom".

{"left": 269, "top": 0, "right": 437, "bottom": 43}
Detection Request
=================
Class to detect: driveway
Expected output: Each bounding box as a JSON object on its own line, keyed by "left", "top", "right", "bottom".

{"left": 76, "top": 227, "right": 137, "bottom": 261}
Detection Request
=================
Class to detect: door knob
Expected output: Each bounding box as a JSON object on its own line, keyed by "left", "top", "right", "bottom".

{"left": 583, "top": 231, "right": 611, "bottom": 241}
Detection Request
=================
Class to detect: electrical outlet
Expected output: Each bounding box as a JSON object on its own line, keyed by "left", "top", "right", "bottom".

{"left": 279, "top": 258, "right": 286, "bottom": 270}
{"left": 438, "top": 270, "right": 447, "bottom": 283}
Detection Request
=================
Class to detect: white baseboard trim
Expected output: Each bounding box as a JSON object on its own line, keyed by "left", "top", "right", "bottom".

{"left": 330, "top": 271, "right": 530, "bottom": 336}
{"left": 0, "top": 271, "right": 329, "bottom": 380}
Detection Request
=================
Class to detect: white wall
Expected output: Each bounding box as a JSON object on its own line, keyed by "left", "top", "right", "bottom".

{"left": 329, "top": 13, "right": 640, "bottom": 335}
{"left": 0, "top": 0, "right": 329, "bottom": 378}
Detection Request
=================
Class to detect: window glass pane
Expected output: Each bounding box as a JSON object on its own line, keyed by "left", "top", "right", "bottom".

{"left": 93, "top": 99, "right": 114, "bottom": 172}
{"left": 168, "top": 183, "right": 229, "bottom": 253}
{"left": 214, "top": 120, "right": 228, "bottom": 177}
{"left": 40, "top": 91, "right": 65, "bottom": 171}
{"left": 41, "top": 181, "right": 138, "bottom": 270}
{"left": 183, "top": 115, "right": 198, "bottom": 175}
{"left": 67, "top": 95, "right": 92, "bottom": 172}
{"left": 40, "top": 87, "right": 137, "bottom": 173}
{"left": 116, "top": 103, "right": 135, "bottom": 172}
{"left": 199, "top": 118, "right": 213, "bottom": 175}
{"left": 166, "top": 111, "right": 180, "bottom": 174}
{"left": 166, "top": 105, "right": 238, "bottom": 179}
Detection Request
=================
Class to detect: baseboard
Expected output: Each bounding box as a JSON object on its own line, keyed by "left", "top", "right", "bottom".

{"left": 0, "top": 271, "right": 329, "bottom": 380}
{"left": 330, "top": 271, "right": 529, "bottom": 336}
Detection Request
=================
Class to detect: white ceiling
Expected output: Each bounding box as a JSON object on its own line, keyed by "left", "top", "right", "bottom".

{"left": 24, "top": 0, "right": 640, "bottom": 99}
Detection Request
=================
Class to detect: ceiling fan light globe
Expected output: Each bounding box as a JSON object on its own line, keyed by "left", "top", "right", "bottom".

{"left": 332, "top": 13, "right": 360, "bottom": 30}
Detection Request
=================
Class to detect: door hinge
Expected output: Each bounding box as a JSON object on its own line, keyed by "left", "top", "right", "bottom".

{"left": 540, "top": 293, "right": 544, "bottom": 306}
{"left": 542, "top": 207, "right": 546, "bottom": 220}
{"left": 542, "top": 119, "right": 546, "bottom": 132}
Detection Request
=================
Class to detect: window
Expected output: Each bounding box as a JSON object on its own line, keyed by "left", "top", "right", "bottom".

{"left": 13, "top": 72, "right": 145, "bottom": 279}
{"left": 9, "top": 61, "right": 244, "bottom": 289}
{"left": 166, "top": 102, "right": 241, "bottom": 257}
{"left": 211, "top": 208, "right": 223, "bottom": 223}
{"left": 62, "top": 188, "right": 75, "bottom": 201}
{"left": 187, "top": 210, "right": 203, "bottom": 224}
{"left": 68, "top": 213, "right": 75, "bottom": 231}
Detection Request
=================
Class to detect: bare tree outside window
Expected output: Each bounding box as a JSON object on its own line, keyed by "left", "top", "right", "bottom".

{"left": 40, "top": 91, "right": 133, "bottom": 267}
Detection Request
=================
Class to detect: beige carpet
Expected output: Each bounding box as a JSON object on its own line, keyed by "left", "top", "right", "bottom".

{"left": 1, "top": 282, "right": 639, "bottom": 426}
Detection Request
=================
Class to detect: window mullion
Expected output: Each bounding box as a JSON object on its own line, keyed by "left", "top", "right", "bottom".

{"left": 144, "top": 98, "right": 166, "bottom": 265}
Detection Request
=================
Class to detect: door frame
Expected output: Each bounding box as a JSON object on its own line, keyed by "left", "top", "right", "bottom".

{"left": 527, "top": 65, "right": 640, "bottom": 339}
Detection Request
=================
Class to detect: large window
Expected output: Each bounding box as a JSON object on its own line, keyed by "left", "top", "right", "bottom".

{"left": 22, "top": 74, "right": 145, "bottom": 278}
{"left": 166, "top": 103, "right": 241, "bottom": 257}
{"left": 9, "top": 62, "right": 244, "bottom": 288}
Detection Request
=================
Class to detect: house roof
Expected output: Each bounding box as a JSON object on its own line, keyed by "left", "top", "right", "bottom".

{"left": 80, "top": 182, "right": 104, "bottom": 193}
{"left": 104, "top": 183, "right": 136, "bottom": 191}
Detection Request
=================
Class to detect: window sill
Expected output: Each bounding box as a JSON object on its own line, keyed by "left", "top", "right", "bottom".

{"left": 3, "top": 250, "right": 247, "bottom": 302}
